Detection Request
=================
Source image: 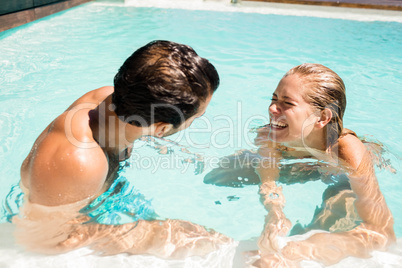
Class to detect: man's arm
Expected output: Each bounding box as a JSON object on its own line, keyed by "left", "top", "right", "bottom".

{"left": 53, "top": 217, "right": 231, "bottom": 259}
{"left": 25, "top": 135, "right": 109, "bottom": 206}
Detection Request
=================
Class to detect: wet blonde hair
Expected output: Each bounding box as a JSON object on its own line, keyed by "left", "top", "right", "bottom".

{"left": 284, "top": 63, "right": 347, "bottom": 148}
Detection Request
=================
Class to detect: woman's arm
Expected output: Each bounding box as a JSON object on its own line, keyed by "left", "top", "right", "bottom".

{"left": 253, "top": 142, "right": 296, "bottom": 267}
{"left": 278, "top": 136, "right": 395, "bottom": 265}
{"left": 257, "top": 182, "right": 291, "bottom": 255}
{"left": 255, "top": 139, "right": 292, "bottom": 253}
{"left": 337, "top": 135, "right": 395, "bottom": 234}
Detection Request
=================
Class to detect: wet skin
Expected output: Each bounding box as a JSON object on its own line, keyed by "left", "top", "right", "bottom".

{"left": 255, "top": 74, "right": 396, "bottom": 266}
{"left": 21, "top": 86, "right": 211, "bottom": 206}
{"left": 17, "top": 86, "right": 231, "bottom": 258}
{"left": 205, "top": 74, "right": 396, "bottom": 266}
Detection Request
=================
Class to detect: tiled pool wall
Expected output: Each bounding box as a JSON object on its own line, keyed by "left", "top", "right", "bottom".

{"left": 0, "top": 0, "right": 93, "bottom": 32}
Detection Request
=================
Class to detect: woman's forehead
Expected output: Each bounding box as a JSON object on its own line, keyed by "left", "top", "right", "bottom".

{"left": 273, "top": 75, "right": 306, "bottom": 101}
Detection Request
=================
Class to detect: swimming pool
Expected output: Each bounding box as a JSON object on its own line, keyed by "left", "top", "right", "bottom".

{"left": 0, "top": 0, "right": 401, "bottom": 266}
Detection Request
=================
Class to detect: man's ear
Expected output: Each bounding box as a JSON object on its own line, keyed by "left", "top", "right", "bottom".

{"left": 316, "top": 108, "right": 332, "bottom": 129}
{"left": 151, "top": 122, "right": 174, "bottom": 137}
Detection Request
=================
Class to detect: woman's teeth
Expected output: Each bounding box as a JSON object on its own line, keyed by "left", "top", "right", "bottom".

{"left": 270, "top": 120, "right": 288, "bottom": 128}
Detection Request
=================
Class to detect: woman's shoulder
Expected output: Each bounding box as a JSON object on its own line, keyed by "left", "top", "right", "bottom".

{"left": 333, "top": 130, "right": 367, "bottom": 169}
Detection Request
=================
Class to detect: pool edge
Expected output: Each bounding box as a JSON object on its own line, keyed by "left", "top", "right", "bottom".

{"left": 243, "top": 0, "right": 402, "bottom": 11}
{"left": 0, "top": 0, "right": 93, "bottom": 32}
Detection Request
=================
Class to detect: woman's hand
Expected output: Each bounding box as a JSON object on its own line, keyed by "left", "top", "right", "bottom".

{"left": 259, "top": 182, "right": 286, "bottom": 210}
{"left": 257, "top": 182, "right": 292, "bottom": 256}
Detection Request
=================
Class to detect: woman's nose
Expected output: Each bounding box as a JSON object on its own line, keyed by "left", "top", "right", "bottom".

{"left": 269, "top": 103, "right": 281, "bottom": 115}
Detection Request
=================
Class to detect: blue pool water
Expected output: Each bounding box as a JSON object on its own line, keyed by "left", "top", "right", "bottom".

{"left": 0, "top": 0, "right": 401, "bottom": 250}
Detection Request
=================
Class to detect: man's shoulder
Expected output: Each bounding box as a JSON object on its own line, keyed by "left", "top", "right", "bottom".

{"left": 66, "top": 86, "right": 114, "bottom": 111}
{"left": 32, "top": 108, "right": 108, "bottom": 176}
{"left": 43, "top": 87, "right": 111, "bottom": 169}
{"left": 27, "top": 129, "right": 109, "bottom": 205}
{"left": 78, "top": 86, "right": 114, "bottom": 104}
{"left": 34, "top": 121, "right": 107, "bottom": 171}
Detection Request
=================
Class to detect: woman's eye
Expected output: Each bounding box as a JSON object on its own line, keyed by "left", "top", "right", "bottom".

{"left": 285, "top": 102, "right": 295, "bottom": 106}
{"left": 270, "top": 98, "right": 277, "bottom": 101}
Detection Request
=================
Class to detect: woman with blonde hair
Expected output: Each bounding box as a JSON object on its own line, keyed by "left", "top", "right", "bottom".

{"left": 254, "top": 63, "right": 396, "bottom": 266}
{"left": 204, "top": 63, "right": 396, "bottom": 266}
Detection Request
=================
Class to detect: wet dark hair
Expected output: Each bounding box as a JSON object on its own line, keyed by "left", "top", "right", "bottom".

{"left": 112, "top": 40, "right": 219, "bottom": 128}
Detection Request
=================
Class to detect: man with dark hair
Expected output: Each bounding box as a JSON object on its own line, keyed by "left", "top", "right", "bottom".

{"left": 17, "top": 40, "right": 230, "bottom": 258}
{"left": 113, "top": 40, "right": 219, "bottom": 129}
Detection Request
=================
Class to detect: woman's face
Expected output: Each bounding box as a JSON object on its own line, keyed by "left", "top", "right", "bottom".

{"left": 268, "top": 74, "right": 318, "bottom": 146}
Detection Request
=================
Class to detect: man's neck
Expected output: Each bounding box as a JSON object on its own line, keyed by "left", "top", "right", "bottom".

{"left": 89, "top": 95, "right": 142, "bottom": 158}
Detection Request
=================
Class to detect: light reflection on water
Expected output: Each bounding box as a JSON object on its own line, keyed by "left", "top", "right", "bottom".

{"left": 0, "top": 0, "right": 401, "bottom": 243}
{"left": 2, "top": 137, "right": 398, "bottom": 243}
